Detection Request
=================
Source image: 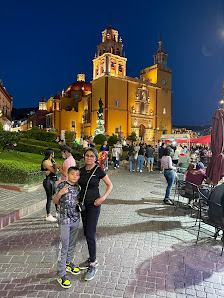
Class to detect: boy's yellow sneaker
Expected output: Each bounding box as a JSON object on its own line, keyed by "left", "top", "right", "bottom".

{"left": 66, "top": 262, "right": 80, "bottom": 275}
{"left": 57, "top": 274, "right": 71, "bottom": 288}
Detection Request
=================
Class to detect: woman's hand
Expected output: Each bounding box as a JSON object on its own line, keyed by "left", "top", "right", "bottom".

{"left": 94, "top": 197, "right": 104, "bottom": 206}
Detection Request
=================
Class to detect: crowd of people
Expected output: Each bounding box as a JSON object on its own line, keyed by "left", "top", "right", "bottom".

{"left": 41, "top": 136, "right": 211, "bottom": 288}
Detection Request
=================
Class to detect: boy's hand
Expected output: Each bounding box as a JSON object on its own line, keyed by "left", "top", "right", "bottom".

{"left": 59, "top": 184, "right": 70, "bottom": 195}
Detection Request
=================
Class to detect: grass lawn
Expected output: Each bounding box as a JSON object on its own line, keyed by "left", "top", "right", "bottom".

{"left": 0, "top": 151, "right": 64, "bottom": 165}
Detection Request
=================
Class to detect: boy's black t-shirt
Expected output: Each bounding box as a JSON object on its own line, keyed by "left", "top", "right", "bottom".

{"left": 78, "top": 165, "right": 106, "bottom": 205}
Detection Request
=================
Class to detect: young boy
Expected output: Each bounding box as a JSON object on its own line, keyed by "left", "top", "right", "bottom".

{"left": 53, "top": 166, "right": 80, "bottom": 289}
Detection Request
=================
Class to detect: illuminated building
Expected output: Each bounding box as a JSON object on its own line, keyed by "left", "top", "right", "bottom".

{"left": 0, "top": 80, "right": 13, "bottom": 130}
{"left": 45, "top": 25, "right": 172, "bottom": 143}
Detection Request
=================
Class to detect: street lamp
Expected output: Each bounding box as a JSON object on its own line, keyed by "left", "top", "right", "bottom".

{"left": 220, "top": 100, "right": 224, "bottom": 109}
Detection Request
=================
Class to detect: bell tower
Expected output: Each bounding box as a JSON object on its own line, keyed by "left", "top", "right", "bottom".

{"left": 93, "top": 25, "right": 127, "bottom": 80}
{"left": 153, "top": 41, "right": 168, "bottom": 69}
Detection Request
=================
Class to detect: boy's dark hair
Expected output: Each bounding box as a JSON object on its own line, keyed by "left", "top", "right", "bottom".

{"left": 68, "top": 166, "right": 80, "bottom": 174}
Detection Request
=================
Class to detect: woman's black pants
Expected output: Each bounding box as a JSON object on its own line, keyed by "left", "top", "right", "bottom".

{"left": 81, "top": 204, "right": 101, "bottom": 262}
{"left": 43, "top": 176, "right": 57, "bottom": 214}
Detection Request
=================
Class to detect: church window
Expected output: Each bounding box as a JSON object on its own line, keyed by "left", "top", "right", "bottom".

{"left": 107, "top": 33, "right": 111, "bottom": 39}
{"left": 115, "top": 127, "right": 120, "bottom": 134}
{"left": 103, "top": 48, "right": 105, "bottom": 53}
{"left": 118, "top": 64, "right": 122, "bottom": 72}
{"left": 114, "top": 99, "right": 120, "bottom": 108}
{"left": 140, "top": 102, "right": 145, "bottom": 114}
{"left": 99, "top": 50, "right": 101, "bottom": 56}
{"left": 116, "top": 48, "right": 120, "bottom": 55}
{"left": 71, "top": 120, "right": 76, "bottom": 128}
{"left": 163, "top": 107, "right": 167, "bottom": 114}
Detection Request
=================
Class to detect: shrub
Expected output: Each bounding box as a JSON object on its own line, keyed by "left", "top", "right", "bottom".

{"left": 16, "top": 142, "right": 62, "bottom": 158}
{"left": 30, "top": 126, "right": 41, "bottom": 131}
{"left": 20, "top": 138, "right": 59, "bottom": 149}
{"left": 0, "top": 122, "right": 3, "bottom": 131}
{"left": 65, "top": 131, "right": 75, "bottom": 144}
{"left": 0, "top": 159, "right": 44, "bottom": 184}
{"left": 107, "top": 134, "right": 118, "bottom": 146}
{"left": 94, "top": 134, "right": 106, "bottom": 145}
{"left": 20, "top": 131, "right": 56, "bottom": 142}
{"left": 0, "top": 131, "right": 20, "bottom": 151}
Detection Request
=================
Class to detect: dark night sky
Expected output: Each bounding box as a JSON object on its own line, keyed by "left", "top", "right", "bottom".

{"left": 1, "top": 0, "right": 224, "bottom": 126}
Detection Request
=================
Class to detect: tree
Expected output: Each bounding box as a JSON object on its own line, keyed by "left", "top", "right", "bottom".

{"left": 127, "top": 131, "right": 137, "bottom": 144}
{"left": 65, "top": 131, "right": 75, "bottom": 144}
{"left": 0, "top": 122, "right": 3, "bottom": 131}
{"left": 94, "top": 134, "right": 106, "bottom": 145}
{"left": 107, "top": 134, "right": 118, "bottom": 146}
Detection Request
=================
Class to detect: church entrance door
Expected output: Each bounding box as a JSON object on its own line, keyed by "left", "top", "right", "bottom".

{"left": 139, "top": 124, "right": 146, "bottom": 141}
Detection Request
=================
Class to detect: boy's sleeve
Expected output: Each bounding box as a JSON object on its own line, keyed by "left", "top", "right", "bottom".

{"left": 55, "top": 182, "right": 64, "bottom": 196}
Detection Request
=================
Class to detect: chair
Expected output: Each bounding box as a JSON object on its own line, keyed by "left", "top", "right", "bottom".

{"left": 196, "top": 185, "right": 224, "bottom": 256}
{"left": 174, "top": 180, "right": 199, "bottom": 211}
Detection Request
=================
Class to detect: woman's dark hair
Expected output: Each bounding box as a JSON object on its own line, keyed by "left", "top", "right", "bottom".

{"left": 41, "top": 148, "right": 54, "bottom": 171}
{"left": 84, "top": 148, "right": 98, "bottom": 162}
{"left": 163, "top": 147, "right": 171, "bottom": 156}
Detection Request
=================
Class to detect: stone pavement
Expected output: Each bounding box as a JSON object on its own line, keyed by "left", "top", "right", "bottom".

{"left": 1, "top": 168, "right": 224, "bottom": 298}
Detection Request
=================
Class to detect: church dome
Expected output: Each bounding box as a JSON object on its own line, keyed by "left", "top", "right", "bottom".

{"left": 66, "top": 81, "right": 91, "bottom": 92}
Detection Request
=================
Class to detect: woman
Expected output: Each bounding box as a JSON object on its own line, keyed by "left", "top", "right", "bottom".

{"left": 172, "top": 146, "right": 180, "bottom": 165}
{"left": 137, "top": 145, "right": 145, "bottom": 172}
{"left": 78, "top": 148, "right": 113, "bottom": 281}
{"left": 41, "top": 148, "right": 59, "bottom": 222}
{"left": 161, "top": 147, "right": 175, "bottom": 205}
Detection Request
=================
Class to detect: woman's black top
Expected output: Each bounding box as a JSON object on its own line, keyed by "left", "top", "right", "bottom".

{"left": 138, "top": 146, "right": 144, "bottom": 156}
{"left": 78, "top": 165, "right": 106, "bottom": 205}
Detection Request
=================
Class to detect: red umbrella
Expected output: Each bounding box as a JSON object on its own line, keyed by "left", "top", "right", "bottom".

{"left": 206, "top": 109, "right": 224, "bottom": 185}
{"left": 191, "top": 135, "right": 211, "bottom": 144}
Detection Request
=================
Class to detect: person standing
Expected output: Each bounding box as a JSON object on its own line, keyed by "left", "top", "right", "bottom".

{"left": 134, "top": 143, "right": 140, "bottom": 171}
{"left": 78, "top": 148, "right": 113, "bottom": 281}
{"left": 159, "top": 143, "right": 165, "bottom": 173}
{"left": 172, "top": 146, "right": 180, "bottom": 165}
{"left": 100, "top": 140, "right": 109, "bottom": 170}
{"left": 161, "top": 147, "right": 175, "bottom": 205}
{"left": 41, "top": 149, "right": 59, "bottom": 222}
{"left": 146, "top": 145, "right": 155, "bottom": 172}
{"left": 128, "top": 144, "right": 135, "bottom": 172}
{"left": 57, "top": 145, "right": 76, "bottom": 181}
{"left": 53, "top": 167, "right": 81, "bottom": 288}
{"left": 137, "top": 145, "right": 145, "bottom": 172}
{"left": 88, "top": 136, "right": 95, "bottom": 148}
{"left": 116, "top": 140, "right": 123, "bottom": 168}
{"left": 112, "top": 144, "right": 119, "bottom": 169}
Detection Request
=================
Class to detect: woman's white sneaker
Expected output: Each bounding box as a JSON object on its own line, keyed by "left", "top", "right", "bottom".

{"left": 46, "top": 215, "right": 57, "bottom": 222}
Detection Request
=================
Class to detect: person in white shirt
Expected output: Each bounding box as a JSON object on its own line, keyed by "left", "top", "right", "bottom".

{"left": 116, "top": 141, "right": 122, "bottom": 168}
{"left": 161, "top": 147, "right": 175, "bottom": 205}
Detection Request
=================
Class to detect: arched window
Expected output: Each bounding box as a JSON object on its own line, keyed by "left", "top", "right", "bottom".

{"left": 116, "top": 48, "right": 120, "bottom": 55}
{"left": 99, "top": 50, "right": 101, "bottom": 56}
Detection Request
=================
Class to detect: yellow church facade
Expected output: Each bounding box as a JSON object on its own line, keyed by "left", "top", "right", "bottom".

{"left": 45, "top": 25, "right": 172, "bottom": 143}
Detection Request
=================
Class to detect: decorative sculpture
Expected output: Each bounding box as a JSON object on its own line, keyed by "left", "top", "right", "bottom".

{"left": 94, "top": 98, "right": 105, "bottom": 136}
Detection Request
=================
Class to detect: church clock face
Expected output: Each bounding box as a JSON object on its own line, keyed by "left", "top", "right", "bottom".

{"left": 162, "top": 78, "right": 167, "bottom": 85}
{"left": 74, "top": 93, "right": 79, "bottom": 99}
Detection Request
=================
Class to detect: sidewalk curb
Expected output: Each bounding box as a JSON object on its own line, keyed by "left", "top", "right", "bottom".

{"left": 0, "top": 199, "right": 46, "bottom": 230}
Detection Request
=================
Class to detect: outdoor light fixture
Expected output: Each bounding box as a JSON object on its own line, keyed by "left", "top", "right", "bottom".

{"left": 132, "top": 106, "right": 135, "bottom": 113}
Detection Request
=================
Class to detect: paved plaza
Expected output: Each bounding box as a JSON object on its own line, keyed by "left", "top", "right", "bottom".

{"left": 1, "top": 168, "right": 224, "bottom": 298}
